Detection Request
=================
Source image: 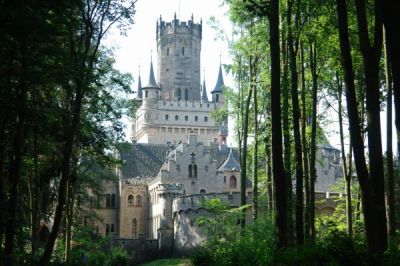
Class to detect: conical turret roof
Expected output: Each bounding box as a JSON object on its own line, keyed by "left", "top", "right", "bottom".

{"left": 136, "top": 73, "right": 143, "bottom": 99}
{"left": 217, "top": 149, "right": 240, "bottom": 172}
{"left": 211, "top": 64, "right": 225, "bottom": 93}
{"left": 144, "top": 60, "right": 159, "bottom": 88}
{"left": 201, "top": 79, "right": 209, "bottom": 102}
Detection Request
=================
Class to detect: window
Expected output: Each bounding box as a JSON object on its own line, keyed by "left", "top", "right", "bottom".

{"left": 177, "top": 88, "right": 181, "bottom": 100}
{"left": 111, "top": 224, "right": 115, "bottom": 233}
{"left": 185, "top": 115, "right": 188, "bottom": 121}
{"left": 193, "top": 165, "right": 197, "bottom": 177}
{"left": 182, "top": 46, "right": 184, "bottom": 56}
{"left": 175, "top": 115, "right": 179, "bottom": 121}
{"left": 106, "top": 194, "right": 111, "bottom": 208}
{"left": 106, "top": 224, "right": 110, "bottom": 236}
{"left": 167, "top": 47, "right": 169, "bottom": 56}
{"left": 184, "top": 88, "right": 188, "bottom": 100}
{"left": 128, "top": 195, "right": 134, "bottom": 206}
{"left": 165, "top": 114, "right": 169, "bottom": 120}
{"left": 200, "top": 189, "right": 206, "bottom": 194}
{"left": 224, "top": 176, "right": 226, "bottom": 183}
{"left": 163, "top": 209, "right": 166, "bottom": 216}
{"left": 111, "top": 194, "right": 116, "bottom": 208}
{"left": 230, "top": 176, "right": 237, "bottom": 188}
{"left": 188, "top": 165, "right": 192, "bottom": 178}
{"left": 194, "top": 116, "right": 198, "bottom": 122}
{"left": 216, "top": 94, "right": 219, "bottom": 102}
{"left": 132, "top": 218, "right": 137, "bottom": 238}
{"left": 145, "top": 90, "right": 148, "bottom": 98}
{"left": 136, "top": 195, "right": 142, "bottom": 207}
{"left": 204, "top": 116, "right": 208, "bottom": 122}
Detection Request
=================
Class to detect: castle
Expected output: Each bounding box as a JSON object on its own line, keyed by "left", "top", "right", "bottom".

{"left": 89, "top": 15, "right": 344, "bottom": 257}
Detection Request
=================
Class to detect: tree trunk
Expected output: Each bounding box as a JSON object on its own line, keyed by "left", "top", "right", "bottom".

{"left": 384, "top": 29, "right": 396, "bottom": 246}
{"left": 265, "top": 137, "right": 274, "bottom": 214}
{"left": 337, "top": 72, "right": 353, "bottom": 237}
{"left": 269, "top": 0, "right": 288, "bottom": 248}
{"left": 308, "top": 40, "right": 318, "bottom": 240}
{"left": 300, "top": 41, "right": 311, "bottom": 240}
{"left": 253, "top": 66, "right": 259, "bottom": 221}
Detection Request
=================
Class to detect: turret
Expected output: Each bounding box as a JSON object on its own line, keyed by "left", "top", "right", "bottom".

{"left": 217, "top": 149, "right": 241, "bottom": 192}
{"left": 142, "top": 59, "right": 161, "bottom": 107}
{"left": 211, "top": 64, "right": 225, "bottom": 103}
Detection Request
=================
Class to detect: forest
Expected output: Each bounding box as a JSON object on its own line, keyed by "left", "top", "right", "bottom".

{"left": 0, "top": 0, "right": 400, "bottom": 265}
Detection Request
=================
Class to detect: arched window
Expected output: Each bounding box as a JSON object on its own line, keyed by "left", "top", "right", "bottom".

{"left": 106, "top": 224, "right": 110, "bottom": 236}
{"left": 200, "top": 189, "right": 206, "bottom": 194}
{"left": 111, "top": 224, "right": 115, "bottom": 233}
{"left": 230, "top": 176, "right": 237, "bottom": 188}
{"left": 177, "top": 88, "right": 181, "bottom": 100}
{"left": 182, "top": 46, "right": 184, "bottom": 56}
{"left": 128, "top": 195, "right": 134, "bottom": 206}
{"left": 132, "top": 218, "right": 137, "bottom": 238}
{"left": 184, "top": 89, "right": 188, "bottom": 100}
{"left": 188, "top": 165, "right": 192, "bottom": 178}
{"left": 185, "top": 115, "right": 188, "bottom": 121}
{"left": 165, "top": 114, "right": 169, "bottom": 120}
{"left": 204, "top": 116, "right": 208, "bottom": 122}
{"left": 111, "top": 194, "right": 116, "bottom": 208}
{"left": 194, "top": 116, "right": 198, "bottom": 122}
{"left": 136, "top": 195, "right": 142, "bottom": 207}
{"left": 175, "top": 115, "right": 179, "bottom": 121}
{"left": 193, "top": 165, "right": 197, "bottom": 177}
{"left": 167, "top": 47, "right": 170, "bottom": 56}
{"left": 216, "top": 94, "right": 219, "bottom": 102}
{"left": 106, "top": 194, "right": 111, "bottom": 208}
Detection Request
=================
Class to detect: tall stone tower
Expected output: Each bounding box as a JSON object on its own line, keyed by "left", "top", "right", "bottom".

{"left": 156, "top": 14, "right": 202, "bottom": 101}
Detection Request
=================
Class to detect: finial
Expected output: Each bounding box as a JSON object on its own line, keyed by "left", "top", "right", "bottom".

{"left": 191, "top": 13, "right": 194, "bottom": 21}
{"left": 160, "top": 14, "right": 162, "bottom": 22}
{"left": 174, "top": 12, "right": 177, "bottom": 20}
{"left": 138, "top": 64, "right": 141, "bottom": 75}
{"left": 203, "top": 68, "right": 206, "bottom": 81}
{"left": 150, "top": 49, "right": 153, "bottom": 61}
{"left": 219, "top": 52, "right": 222, "bottom": 65}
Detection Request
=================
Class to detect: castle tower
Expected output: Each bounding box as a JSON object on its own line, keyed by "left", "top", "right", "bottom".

{"left": 157, "top": 14, "right": 202, "bottom": 101}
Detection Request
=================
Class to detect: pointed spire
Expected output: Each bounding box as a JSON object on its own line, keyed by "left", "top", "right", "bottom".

{"left": 145, "top": 53, "right": 158, "bottom": 88}
{"left": 211, "top": 63, "right": 225, "bottom": 93}
{"left": 202, "top": 79, "right": 208, "bottom": 103}
{"left": 136, "top": 66, "right": 142, "bottom": 99}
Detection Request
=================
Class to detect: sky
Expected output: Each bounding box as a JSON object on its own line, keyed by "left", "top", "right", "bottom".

{"left": 104, "top": 0, "right": 398, "bottom": 155}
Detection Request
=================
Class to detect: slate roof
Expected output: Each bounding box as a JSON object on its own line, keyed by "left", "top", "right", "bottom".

{"left": 136, "top": 74, "right": 142, "bottom": 99}
{"left": 144, "top": 60, "right": 159, "bottom": 88}
{"left": 201, "top": 79, "right": 208, "bottom": 102}
{"left": 117, "top": 143, "right": 170, "bottom": 178}
{"left": 217, "top": 149, "right": 241, "bottom": 172}
{"left": 211, "top": 64, "right": 224, "bottom": 93}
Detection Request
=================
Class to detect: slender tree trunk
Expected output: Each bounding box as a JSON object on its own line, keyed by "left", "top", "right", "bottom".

{"left": 269, "top": 0, "right": 288, "bottom": 248}
{"left": 265, "top": 137, "right": 274, "bottom": 214}
{"left": 384, "top": 30, "right": 396, "bottom": 246}
{"left": 300, "top": 42, "right": 310, "bottom": 240}
{"left": 253, "top": 68, "right": 259, "bottom": 221}
{"left": 337, "top": 72, "right": 353, "bottom": 237}
{"left": 281, "top": 18, "right": 293, "bottom": 244}
{"left": 308, "top": 40, "right": 318, "bottom": 240}
{"left": 4, "top": 40, "right": 27, "bottom": 265}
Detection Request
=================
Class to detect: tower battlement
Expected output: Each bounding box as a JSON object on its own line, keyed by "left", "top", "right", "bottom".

{"left": 157, "top": 16, "right": 202, "bottom": 40}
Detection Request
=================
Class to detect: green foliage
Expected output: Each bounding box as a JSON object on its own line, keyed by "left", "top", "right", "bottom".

{"left": 140, "top": 258, "right": 192, "bottom": 266}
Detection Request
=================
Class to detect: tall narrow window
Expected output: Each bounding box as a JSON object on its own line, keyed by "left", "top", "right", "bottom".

{"left": 132, "top": 218, "right": 137, "bottom": 238}
{"left": 111, "top": 224, "right": 115, "bottom": 233}
{"left": 184, "top": 88, "right": 188, "bottom": 100}
{"left": 182, "top": 47, "right": 184, "bottom": 56}
{"left": 175, "top": 115, "right": 179, "bottom": 121}
{"left": 167, "top": 47, "right": 169, "bottom": 56}
{"left": 106, "top": 224, "right": 110, "bottom": 236}
{"left": 111, "top": 194, "right": 116, "bottom": 208}
{"left": 136, "top": 195, "right": 142, "bottom": 207}
{"left": 194, "top": 165, "right": 197, "bottom": 177}
{"left": 230, "top": 176, "right": 237, "bottom": 188}
{"left": 216, "top": 94, "right": 219, "bottom": 102}
{"left": 188, "top": 165, "right": 192, "bottom": 178}
{"left": 128, "top": 195, "right": 134, "bottom": 206}
{"left": 106, "top": 194, "right": 111, "bottom": 208}
{"left": 165, "top": 114, "right": 169, "bottom": 120}
{"left": 177, "top": 88, "right": 181, "bottom": 100}
{"left": 145, "top": 90, "right": 148, "bottom": 98}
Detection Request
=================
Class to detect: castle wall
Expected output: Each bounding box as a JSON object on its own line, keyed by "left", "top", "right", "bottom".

{"left": 119, "top": 184, "right": 148, "bottom": 239}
